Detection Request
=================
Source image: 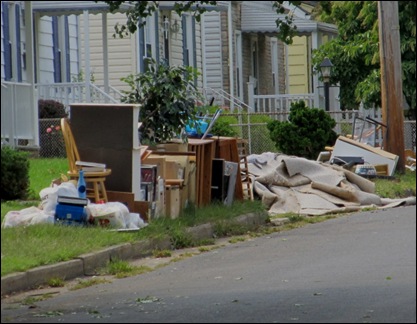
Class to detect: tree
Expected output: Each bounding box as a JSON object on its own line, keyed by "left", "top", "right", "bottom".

{"left": 312, "top": 1, "right": 416, "bottom": 119}
{"left": 101, "top": 1, "right": 302, "bottom": 44}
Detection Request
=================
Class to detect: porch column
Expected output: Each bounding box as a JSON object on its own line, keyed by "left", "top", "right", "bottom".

{"left": 25, "top": 1, "right": 38, "bottom": 146}
{"left": 227, "top": 2, "right": 234, "bottom": 111}
{"left": 83, "top": 10, "right": 91, "bottom": 102}
{"left": 247, "top": 81, "right": 254, "bottom": 111}
{"left": 311, "top": 30, "right": 320, "bottom": 109}
{"left": 102, "top": 12, "right": 109, "bottom": 99}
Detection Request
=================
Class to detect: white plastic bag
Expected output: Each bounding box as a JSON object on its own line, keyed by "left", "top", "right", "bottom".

{"left": 39, "top": 182, "right": 78, "bottom": 215}
{"left": 1, "top": 206, "right": 50, "bottom": 228}
{"left": 86, "top": 202, "right": 130, "bottom": 229}
{"left": 126, "top": 213, "right": 148, "bottom": 229}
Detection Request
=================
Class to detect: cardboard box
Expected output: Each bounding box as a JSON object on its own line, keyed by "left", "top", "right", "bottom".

{"left": 107, "top": 191, "right": 135, "bottom": 212}
{"left": 156, "top": 142, "right": 188, "bottom": 153}
{"left": 165, "top": 185, "right": 181, "bottom": 219}
{"left": 134, "top": 201, "right": 152, "bottom": 223}
{"left": 165, "top": 161, "right": 184, "bottom": 179}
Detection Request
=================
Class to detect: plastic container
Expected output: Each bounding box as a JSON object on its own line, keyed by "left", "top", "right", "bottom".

{"left": 185, "top": 120, "right": 208, "bottom": 134}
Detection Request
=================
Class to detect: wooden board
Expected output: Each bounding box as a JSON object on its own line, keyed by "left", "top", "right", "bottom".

{"left": 330, "top": 136, "right": 399, "bottom": 176}
{"left": 212, "top": 137, "right": 244, "bottom": 201}
{"left": 187, "top": 138, "right": 215, "bottom": 206}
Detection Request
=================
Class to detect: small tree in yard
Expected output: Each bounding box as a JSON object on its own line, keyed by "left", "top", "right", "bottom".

{"left": 267, "top": 101, "right": 338, "bottom": 160}
{"left": 121, "top": 59, "right": 202, "bottom": 144}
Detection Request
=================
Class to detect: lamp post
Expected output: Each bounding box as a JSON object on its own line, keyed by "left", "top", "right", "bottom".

{"left": 320, "top": 57, "right": 333, "bottom": 112}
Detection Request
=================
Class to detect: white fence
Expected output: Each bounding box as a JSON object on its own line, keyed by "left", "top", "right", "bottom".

{"left": 1, "top": 82, "right": 37, "bottom": 147}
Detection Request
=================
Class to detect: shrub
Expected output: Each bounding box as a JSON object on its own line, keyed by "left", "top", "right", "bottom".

{"left": 267, "top": 101, "right": 338, "bottom": 160}
{"left": 1, "top": 146, "right": 30, "bottom": 201}
{"left": 211, "top": 118, "right": 239, "bottom": 137}
{"left": 38, "top": 100, "right": 67, "bottom": 119}
{"left": 201, "top": 106, "right": 239, "bottom": 137}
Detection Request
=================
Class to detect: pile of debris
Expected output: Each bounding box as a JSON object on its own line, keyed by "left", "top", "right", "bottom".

{"left": 247, "top": 152, "right": 416, "bottom": 217}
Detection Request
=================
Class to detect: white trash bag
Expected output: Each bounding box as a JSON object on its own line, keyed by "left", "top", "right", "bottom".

{"left": 86, "top": 202, "right": 130, "bottom": 229}
{"left": 39, "top": 182, "right": 78, "bottom": 215}
{"left": 1, "top": 206, "right": 53, "bottom": 228}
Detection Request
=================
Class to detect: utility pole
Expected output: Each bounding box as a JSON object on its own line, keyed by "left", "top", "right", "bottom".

{"left": 377, "top": 1, "right": 405, "bottom": 173}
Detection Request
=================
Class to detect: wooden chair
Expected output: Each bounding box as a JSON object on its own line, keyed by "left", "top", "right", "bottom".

{"left": 60, "top": 118, "right": 112, "bottom": 203}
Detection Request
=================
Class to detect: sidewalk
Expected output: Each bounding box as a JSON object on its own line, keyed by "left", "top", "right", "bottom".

{"left": 1, "top": 212, "right": 270, "bottom": 297}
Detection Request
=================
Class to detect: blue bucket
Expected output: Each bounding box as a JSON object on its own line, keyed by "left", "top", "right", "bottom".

{"left": 186, "top": 120, "right": 208, "bottom": 134}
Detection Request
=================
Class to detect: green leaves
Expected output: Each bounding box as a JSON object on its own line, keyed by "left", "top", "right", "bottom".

{"left": 313, "top": 1, "right": 416, "bottom": 114}
{"left": 267, "top": 101, "right": 337, "bottom": 160}
{"left": 121, "top": 59, "right": 202, "bottom": 144}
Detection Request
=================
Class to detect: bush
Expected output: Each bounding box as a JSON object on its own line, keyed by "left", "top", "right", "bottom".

{"left": 204, "top": 107, "right": 240, "bottom": 137}
{"left": 211, "top": 118, "right": 239, "bottom": 137}
{"left": 1, "top": 146, "right": 30, "bottom": 201}
{"left": 38, "top": 100, "right": 67, "bottom": 119}
{"left": 267, "top": 101, "right": 338, "bottom": 160}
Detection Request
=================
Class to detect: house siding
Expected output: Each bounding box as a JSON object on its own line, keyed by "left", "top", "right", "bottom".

{"left": 202, "top": 11, "right": 223, "bottom": 95}
{"left": 220, "top": 10, "right": 229, "bottom": 96}
{"left": 1, "top": 3, "right": 5, "bottom": 80}
{"left": 68, "top": 15, "right": 79, "bottom": 80}
{"left": 286, "top": 35, "right": 310, "bottom": 94}
{"left": 81, "top": 10, "right": 203, "bottom": 92}
{"left": 79, "top": 12, "right": 137, "bottom": 91}
{"left": 37, "top": 16, "right": 55, "bottom": 84}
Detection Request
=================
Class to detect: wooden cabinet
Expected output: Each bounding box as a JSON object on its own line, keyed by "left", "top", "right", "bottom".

{"left": 187, "top": 138, "right": 215, "bottom": 206}
{"left": 69, "top": 103, "right": 142, "bottom": 200}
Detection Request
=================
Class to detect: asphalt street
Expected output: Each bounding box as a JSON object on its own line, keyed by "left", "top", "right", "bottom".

{"left": 1, "top": 206, "right": 416, "bottom": 323}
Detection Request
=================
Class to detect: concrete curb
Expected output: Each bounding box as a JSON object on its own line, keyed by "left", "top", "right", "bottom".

{"left": 1, "top": 212, "right": 268, "bottom": 296}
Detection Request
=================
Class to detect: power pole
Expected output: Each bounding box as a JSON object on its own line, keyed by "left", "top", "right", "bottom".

{"left": 377, "top": 1, "right": 405, "bottom": 173}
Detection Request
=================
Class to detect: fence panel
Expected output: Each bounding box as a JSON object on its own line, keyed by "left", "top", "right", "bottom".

{"left": 222, "top": 111, "right": 416, "bottom": 156}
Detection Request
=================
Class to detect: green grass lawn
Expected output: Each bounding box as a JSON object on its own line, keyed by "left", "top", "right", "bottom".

{"left": 27, "top": 158, "right": 69, "bottom": 200}
{"left": 1, "top": 157, "right": 415, "bottom": 277}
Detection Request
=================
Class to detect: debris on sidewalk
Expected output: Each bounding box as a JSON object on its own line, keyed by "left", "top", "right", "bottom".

{"left": 248, "top": 152, "right": 416, "bottom": 217}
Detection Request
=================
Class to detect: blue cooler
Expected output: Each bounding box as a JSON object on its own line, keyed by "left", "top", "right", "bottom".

{"left": 55, "top": 196, "right": 88, "bottom": 226}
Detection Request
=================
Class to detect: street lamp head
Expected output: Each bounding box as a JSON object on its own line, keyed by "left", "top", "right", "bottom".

{"left": 320, "top": 57, "right": 333, "bottom": 82}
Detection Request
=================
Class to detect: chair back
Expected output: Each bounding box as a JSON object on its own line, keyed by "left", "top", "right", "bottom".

{"left": 60, "top": 118, "right": 81, "bottom": 173}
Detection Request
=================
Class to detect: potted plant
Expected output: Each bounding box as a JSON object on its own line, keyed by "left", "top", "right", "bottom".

{"left": 120, "top": 59, "right": 202, "bottom": 145}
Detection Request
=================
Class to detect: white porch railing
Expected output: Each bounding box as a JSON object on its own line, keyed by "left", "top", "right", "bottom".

{"left": 251, "top": 93, "right": 315, "bottom": 115}
{"left": 1, "top": 81, "right": 37, "bottom": 148}
{"left": 36, "top": 82, "right": 119, "bottom": 111}
{"left": 247, "top": 80, "right": 316, "bottom": 114}
{"left": 202, "top": 87, "right": 252, "bottom": 113}
{"left": 95, "top": 84, "right": 124, "bottom": 102}
{"left": 1, "top": 81, "right": 121, "bottom": 148}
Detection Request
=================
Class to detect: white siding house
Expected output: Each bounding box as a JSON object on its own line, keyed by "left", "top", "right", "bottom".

{"left": 201, "top": 11, "right": 223, "bottom": 95}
